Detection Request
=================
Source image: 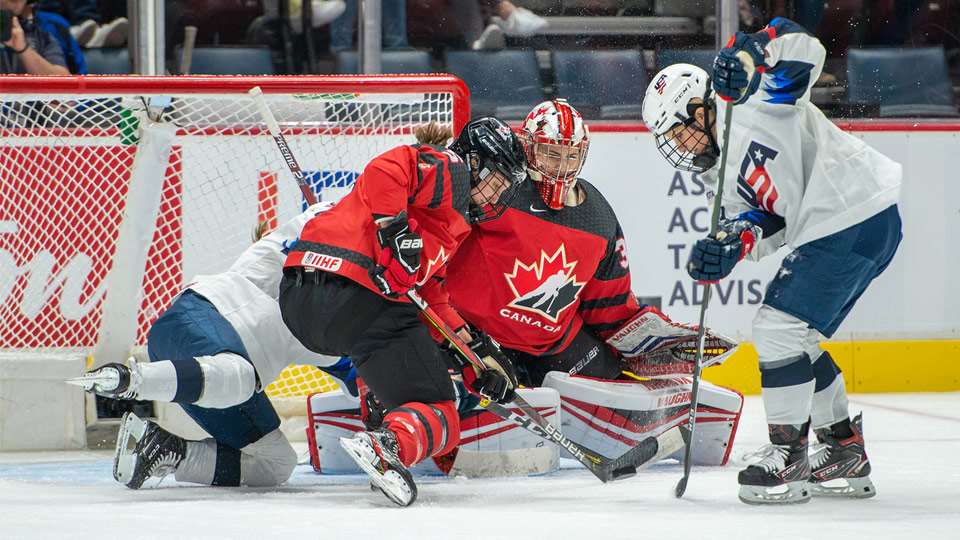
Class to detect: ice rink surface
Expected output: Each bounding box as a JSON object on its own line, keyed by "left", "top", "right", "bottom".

{"left": 1, "top": 393, "right": 957, "bottom": 540}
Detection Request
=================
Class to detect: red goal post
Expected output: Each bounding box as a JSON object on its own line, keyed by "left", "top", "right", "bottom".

{"left": 0, "top": 75, "right": 470, "bottom": 422}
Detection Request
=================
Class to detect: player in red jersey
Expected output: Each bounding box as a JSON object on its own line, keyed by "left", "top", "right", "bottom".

{"left": 279, "top": 118, "right": 527, "bottom": 506}
{"left": 441, "top": 99, "right": 646, "bottom": 384}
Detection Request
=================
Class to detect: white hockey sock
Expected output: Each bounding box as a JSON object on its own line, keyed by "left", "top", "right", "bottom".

{"left": 175, "top": 438, "right": 218, "bottom": 485}
{"left": 239, "top": 429, "right": 298, "bottom": 487}
{"left": 193, "top": 353, "right": 257, "bottom": 409}
{"left": 136, "top": 361, "right": 178, "bottom": 402}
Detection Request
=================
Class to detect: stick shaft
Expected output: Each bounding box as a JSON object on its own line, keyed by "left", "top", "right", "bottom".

{"left": 676, "top": 100, "right": 735, "bottom": 497}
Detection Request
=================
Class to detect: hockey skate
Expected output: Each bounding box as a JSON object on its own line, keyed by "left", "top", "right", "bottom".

{"left": 738, "top": 423, "right": 811, "bottom": 505}
{"left": 339, "top": 429, "right": 417, "bottom": 507}
{"left": 114, "top": 412, "right": 186, "bottom": 489}
{"left": 66, "top": 359, "right": 141, "bottom": 399}
{"left": 809, "top": 413, "right": 876, "bottom": 498}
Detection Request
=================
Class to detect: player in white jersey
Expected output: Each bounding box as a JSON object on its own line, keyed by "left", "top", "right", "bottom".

{"left": 73, "top": 203, "right": 346, "bottom": 489}
{"left": 642, "top": 17, "right": 901, "bottom": 504}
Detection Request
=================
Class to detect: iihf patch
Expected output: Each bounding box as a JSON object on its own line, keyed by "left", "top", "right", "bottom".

{"left": 302, "top": 251, "right": 343, "bottom": 271}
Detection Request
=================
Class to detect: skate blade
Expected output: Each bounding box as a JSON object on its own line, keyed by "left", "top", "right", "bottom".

{"left": 65, "top": 371, "right": 116, "bottom": 392}
{"left": 738, "top": 481, "right": 811, "bottom": 505}
{"left": 339, "top": 437, "right": 416, "bottom": 507}
{"left": 811, "top": 476, "right": 877, "bottom": 499}
{"left": 113, "top": 412, "right": 148, "bottom": 486}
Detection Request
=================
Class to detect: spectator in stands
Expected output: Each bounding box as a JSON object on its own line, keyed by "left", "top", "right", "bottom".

{"left": 330, "top": 0, "right": 408, "bottom": 52}
{"left": 264, "top": 0, "right": 345, "bottom": 34}
{"left": 33, "top": 6, "right": 86, "bottom": 73}
{"left": 35, "top": 0, "right": 128, "bottom": 47}
{"left": 462, "top": 0, "right": 548, "bottom": 49}
{"left": 0, "top": 0, "right": 70, "bottom": 75}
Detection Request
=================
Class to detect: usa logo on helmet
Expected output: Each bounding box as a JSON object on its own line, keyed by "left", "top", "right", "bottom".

{"left": 654, "top": 74, "right": 668, "bottom": 95}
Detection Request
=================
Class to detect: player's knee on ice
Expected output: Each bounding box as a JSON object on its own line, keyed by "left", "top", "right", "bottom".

{"left": 239, "top": 429, "right": 298, "bottom": 487}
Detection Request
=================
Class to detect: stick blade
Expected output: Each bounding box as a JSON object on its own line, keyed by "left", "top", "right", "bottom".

{"left": 674, "top": 475, "right": 689, "bottom": 498}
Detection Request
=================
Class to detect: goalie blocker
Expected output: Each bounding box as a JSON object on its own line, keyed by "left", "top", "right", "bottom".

{"left": 307, "top": 373, "right": 742, "bottom": 475}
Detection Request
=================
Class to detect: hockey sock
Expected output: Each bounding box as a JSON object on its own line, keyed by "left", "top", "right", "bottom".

{"left": 811, "top": 350, "right": 851, "bottom": 430}
{"left": 175, "top": 438, "right": 242, "bottom": 486}
{"left": 383, "top": 401, "right": 460, "bottom": 467}
{"left": 759, "top": 353, "right": 815, "bottom": 426}
{"left": 148, "top": 353, "right": 256, "bottom": 408}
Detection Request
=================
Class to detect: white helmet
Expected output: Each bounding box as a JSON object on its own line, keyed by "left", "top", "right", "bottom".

{"left": 641, "top": 63, "right": 719, "bottom": 172}
{"left": 520, "top": 99, "right": 590, "bottom": 210}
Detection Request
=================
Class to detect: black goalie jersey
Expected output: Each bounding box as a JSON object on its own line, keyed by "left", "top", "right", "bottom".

{"left": 440, "top": 178, "right": 641, "bottom": 356}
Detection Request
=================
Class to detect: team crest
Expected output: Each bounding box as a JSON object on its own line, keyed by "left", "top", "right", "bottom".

{"left": 504, "top": 245, "right": 586, "bottom": 323}
{"left": 654, "top": 74, "right": 668, "bottom": 95}
{"left": 737, "top": 140, "right": 780, "bottom": 213}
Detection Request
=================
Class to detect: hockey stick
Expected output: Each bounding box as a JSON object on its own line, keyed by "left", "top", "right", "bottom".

{"left": 674, "top": 100, "right": 735, "bottom": 498}
{"left": 248, "top": 87, "right": 683, "bottom": 481}
{"left": 406, "top": 289, "right": 684, "bottom": 483}
{"left": 249, "top": 87, "right": 319, "bottom": 206}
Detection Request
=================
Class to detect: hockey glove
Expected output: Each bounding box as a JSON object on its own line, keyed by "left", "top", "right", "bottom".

{"left": 369, "top": 212, "right": 422, "bottom": 297}
{"left": 713, "top": 31, "right": 768, "bottom": 104}
{"left": 687, "top": 219, "right": 761, "bottom": 282}
{"left": 459, "top": 331, "right": 519, "bottom": 404}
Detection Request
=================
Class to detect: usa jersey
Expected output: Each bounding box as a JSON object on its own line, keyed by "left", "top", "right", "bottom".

{"left": 442, "top": 179, "right": 640, "bottom": 356}
{"left": 284, "top": 144, "right": 473, "bottom": 301}
{"left": 188, "top": 203, "right": 339, "bottom": 385}
{"left": 707, "top": 18, "right": 901, "bottom": 255}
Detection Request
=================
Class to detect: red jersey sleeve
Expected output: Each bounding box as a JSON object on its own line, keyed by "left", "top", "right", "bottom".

{"left": 417, "top": 268, "right": 468, "bottom": 342}
{"left": 357, "top": 146, "right": 417, "bottom": 220}
{"left": 579, "top": 222, "right": 641, "bottom": 339}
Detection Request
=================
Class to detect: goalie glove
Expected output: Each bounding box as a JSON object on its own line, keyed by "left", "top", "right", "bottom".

{"left": 606, "top": 306, "right": 739, "bottom": 378}
{"left": 369, "top": 211, "right": 422, "bottom": 297}
{"left": 457, "top": 330, "right": 519, "bottom": 404}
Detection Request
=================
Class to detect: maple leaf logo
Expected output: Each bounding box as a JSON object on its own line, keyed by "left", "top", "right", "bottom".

{"left": 416, "top": 246, "right": 448, "bottom": 286}
{"left": 504, "top": 245, "right": 585, "bottom": 323}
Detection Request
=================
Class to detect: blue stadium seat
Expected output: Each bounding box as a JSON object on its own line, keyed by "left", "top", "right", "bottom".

{"left": 847, "top": 47, "right": 958, "bottom": 117}
{"left": 82, "top": 47, "right": 130, "bottom": 75}
{"left": 335, "top": 50, "right": 434, "bottom": 74}
{"left": 178, "top": 46, "right": 276, "bottom": 75}
{"left": 551, "top": 49, "right": 648, "bottom": 119}
{"left": 656, "top": 48, "right": 717, "bottom": 72}
{"left": 443, "top": 50, "right": 545, "bottom": 119}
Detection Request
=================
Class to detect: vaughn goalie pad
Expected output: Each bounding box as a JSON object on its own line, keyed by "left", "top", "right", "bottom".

{"left": 307, "top": 387, "right": 561, "bottom": 477}
{"left": 542, "top": 371, "right": 743, "bottom": 466}
{"left": 606, "top": 307, "right": 739, "bottom": 378}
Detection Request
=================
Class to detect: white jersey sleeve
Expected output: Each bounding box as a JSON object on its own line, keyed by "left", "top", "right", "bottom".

{"left": 708, "top": 19, "right": 901, "bottom": 253}
{"left": 187, "top": 202, "right": 339, "bottom": 384}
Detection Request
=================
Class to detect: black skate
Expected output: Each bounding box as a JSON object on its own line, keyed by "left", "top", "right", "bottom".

{"left": 66, "top": 359, "right": 141, "bottom": 399}
{"left": 339, "top": 428, "right": 417, "bottom": 507}
{"left": 114, "top": 412, "right": 186, "bottom": 489}
{"left": 738, "top": 423, "right": 812, "bottom": 505}
{"left": 809, "top": 413, "right": 876, "bottom": 498}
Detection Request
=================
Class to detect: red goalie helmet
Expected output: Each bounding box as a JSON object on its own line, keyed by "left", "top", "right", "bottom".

{"left": 520, "top": 99, "right": 590, "bottom": 210}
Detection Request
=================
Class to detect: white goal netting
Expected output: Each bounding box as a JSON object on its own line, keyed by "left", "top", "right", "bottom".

{"left": 0, "top": 75, "right": 468, "bottom": 402}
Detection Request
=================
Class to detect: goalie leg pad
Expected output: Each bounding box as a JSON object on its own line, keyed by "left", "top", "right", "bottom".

{"left": 542, "top": 371, "right": 743, "bottom": 465}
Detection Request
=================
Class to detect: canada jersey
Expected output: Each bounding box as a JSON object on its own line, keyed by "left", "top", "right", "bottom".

{"left": 444, "top": 179, "right": 639, "bottom": 356}
{"left": 284, "top": 144, "right": 473, "bottom": 300}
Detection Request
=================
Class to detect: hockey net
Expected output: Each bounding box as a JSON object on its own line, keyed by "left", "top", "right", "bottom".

{"left": 0, "top": 75, "right": 468, "bottom": 416}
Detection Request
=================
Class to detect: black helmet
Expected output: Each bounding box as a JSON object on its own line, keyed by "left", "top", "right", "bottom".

{"left": 449, "top": 116, "right": 527, "bottom": 223}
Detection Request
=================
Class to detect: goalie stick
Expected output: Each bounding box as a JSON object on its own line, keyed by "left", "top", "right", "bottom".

{"left": 674, "top": 100, "right": 736, "bottom": 499}
{"left": 249, "top": 86, "right": 683, "bottom": 482}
